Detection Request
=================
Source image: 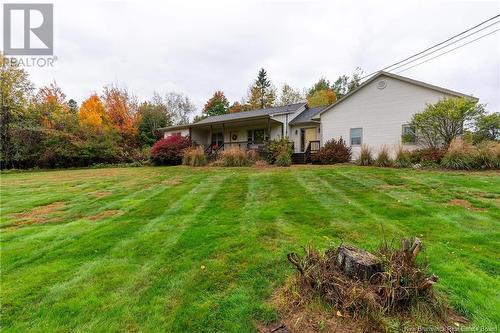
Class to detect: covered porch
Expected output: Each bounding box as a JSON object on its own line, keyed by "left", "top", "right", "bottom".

{"left": 164, "top": 116, "right": 285, "bottom": 154}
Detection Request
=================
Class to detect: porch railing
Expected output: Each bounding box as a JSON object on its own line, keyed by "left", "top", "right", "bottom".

{"left": 206, "top": 141, "right": 267, "bottom": 151}
{"left": 204, "top": 143, "right": 225, "bottom": 157}
{"left": 304, "top": 140, "right": 320, "bottom": 163}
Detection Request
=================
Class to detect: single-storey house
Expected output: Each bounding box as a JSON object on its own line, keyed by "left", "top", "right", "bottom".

{"left": 159, "top": 71, "right": 476, "bottom": 162}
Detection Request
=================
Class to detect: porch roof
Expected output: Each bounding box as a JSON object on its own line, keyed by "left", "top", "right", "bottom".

{"left": 289, "top": 105, "right": 327, "bottom": 125}
{"left": 159, "top": 102, "right": 306, "bottom": 131}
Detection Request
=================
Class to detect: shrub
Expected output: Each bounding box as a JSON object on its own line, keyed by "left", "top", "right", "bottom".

{"left": 410, "top": 97, "right": 484, "bottom": 147}
{"left": 182, "top": 146, "right": 207, "bottom": 167}
{"left": 357, "top": 145, "right": 373, "bottom": 166}
{"left": 263, "top": 137, "right": 293, "bottom": 164}
{"left": 375, "top": 145, "right": 393, "bottom": 167}
{"left": 473, "top": 112, "right": 500, "bottom": 143}
{"left": 474, "top": 141, "right": 500, "bottom": 169}
{"left": 409, "top": 147, "right": 446, "bottom": 165}
{"left": 441, "top": 138, "right": 476, "bottom": 170}
{"left": 218, "top": 147, "right": 249, "bottom": 166}
{"left": 150, "top": 135, "right": 191, "bottom": 165}
{"left": 394, "top": 147, "right": 412, "bottom": 168}
{"left": 312, "top": 138, "right": 351, "bottom": 164}
{"left": 275, "top": 151, "right": 292, "bottom": 167}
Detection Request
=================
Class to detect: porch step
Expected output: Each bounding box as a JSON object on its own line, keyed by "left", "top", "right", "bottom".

{"left": 291, "top": 153, "right": 306, "bottom": 164}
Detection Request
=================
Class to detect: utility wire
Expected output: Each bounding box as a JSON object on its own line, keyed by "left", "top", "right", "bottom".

{"left": 395, "top": 28, "right": 500, "bottom": 74}
{"left": 360, "top": 13, "right": 500, "bottom": 80}
{"left": 389, "top": 20, "right": 499, "bottom": 73}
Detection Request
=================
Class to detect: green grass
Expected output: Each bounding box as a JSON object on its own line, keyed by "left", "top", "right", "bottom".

{"left": 1, "top": 165, "right": 499, "bottom": 332}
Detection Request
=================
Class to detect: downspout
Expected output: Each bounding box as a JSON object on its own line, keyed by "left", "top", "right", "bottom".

{"left": 285, "top": 113, "right": 288, "bottom": 137}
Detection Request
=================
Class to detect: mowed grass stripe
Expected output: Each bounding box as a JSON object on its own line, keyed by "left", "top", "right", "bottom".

{"left": 300, "top": 168, "right": 500, "bottom": 326}
{"left": 1, "top": 166, "right": 499, "bottom": 331}
{"left": 0, "top": 171, "right": 211, "bottom": 330}
{"left": 9, "top": 174, "right": 229, "bottom": 332}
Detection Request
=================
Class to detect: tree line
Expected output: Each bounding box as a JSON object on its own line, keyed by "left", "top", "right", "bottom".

{"left": 200, "top": 67, "right": 362, "bottom": 118}
{"left": 1, "top": 54, "right": 197, "bottom": 169}
{"left": 1, "top": 52, "right": 361, "bottom": 169}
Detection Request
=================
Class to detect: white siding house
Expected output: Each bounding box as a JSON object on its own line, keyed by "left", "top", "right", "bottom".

{"left": 316, "top": 72, "right": 473, "bottom": 158}
{"left": 159, "top": 72, "right": 475, "bottom": 162}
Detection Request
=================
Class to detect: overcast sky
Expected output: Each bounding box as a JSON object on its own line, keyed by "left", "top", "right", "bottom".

{"left": 5, "top": 0, "right": 500, "bottom": 115}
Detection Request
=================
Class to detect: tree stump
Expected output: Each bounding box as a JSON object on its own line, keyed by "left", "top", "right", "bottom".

{"left": 335, "top": 245, "right": 383, "bottom": 281}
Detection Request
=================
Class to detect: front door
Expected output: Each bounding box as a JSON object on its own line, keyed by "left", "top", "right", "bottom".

{"left": 301, "top": 127, "right": 317, "bottom": 151}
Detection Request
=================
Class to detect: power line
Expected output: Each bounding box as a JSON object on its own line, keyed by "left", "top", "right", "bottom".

{"left": 389, "top": 20, "right": 499, "bottom": 73}
{"left": 395, "top": 28, "right": 500, "bottom": 74}
{"left": 361, "top": 13, "right": 500, "bottom": 80}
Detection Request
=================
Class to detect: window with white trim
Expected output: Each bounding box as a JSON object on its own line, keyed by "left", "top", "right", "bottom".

{"left": 350, "top": 128, "right": 362, "bottom": 146}
{"left": 247, "top": 129, "right": 268, "bottom": 143}
{"left": 401, "top": 124, "right": 416, "bottom": 144}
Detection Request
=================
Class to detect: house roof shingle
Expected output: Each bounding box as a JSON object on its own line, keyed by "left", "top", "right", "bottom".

{"left": 194, "top": 102, "right": 306, "bottom": 124}
{"left": 289, "top": 105, "right": 327, "bottom": 124}
{"left": 159, "top": 103, "right": 306, "bottom": 131}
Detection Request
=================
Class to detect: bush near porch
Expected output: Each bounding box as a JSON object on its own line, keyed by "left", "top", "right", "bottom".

{"left": 150, "top": 135, "right": 191, "bottom": 165}
{"left": 263, "top": 137, "right": 294, "bottom": 166}
{"left": 311, "top": 138, "right": 351, "bottom": 164}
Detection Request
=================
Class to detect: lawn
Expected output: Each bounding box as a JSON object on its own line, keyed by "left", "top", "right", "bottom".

{"left": 1, "top": 165, "right": 499, "bottom": 332}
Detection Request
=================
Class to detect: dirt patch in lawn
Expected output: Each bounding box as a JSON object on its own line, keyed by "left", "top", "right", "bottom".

{"left": 162, "top": 177, "right": 183, "bottom": 186}
{"left": 377, "top": 184, "right": 406, "bottom": 190}
{"left": 448, "top": 199, "right": 486, "bottom": 212}
{"left": 8, "top": 201, "right": 66, "bottom": 228}
{"left": 88, "top": 210, "right": 121, "bottom": 221}
{"left": 92, "top": 191, "right": 113, "bottom": 198}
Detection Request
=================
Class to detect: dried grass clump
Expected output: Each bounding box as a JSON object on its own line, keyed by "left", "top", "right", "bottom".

{"left": 246, "top": 149, "right": 261, "bottom": 163}
{"left": 441, "top": 138, "right": 476, "bottom": 170}
{"left": 253, "top": 160, "right": 270, "bottom": 168}
{"left": 375, "top": 145, "right": 393, "bottom": 167}
{"left": 218, "top": 147, "right": 249, "bottom": 167}
{"left": 394, "top": 147, "right": 412, "bottom": 168}
{"left": 357, "top": 145, "right": 373, "bottom": 166}
{"left": 182, "top": 146, "right": 207, "bottom": 166}
{"left": 283, "top": 239, "right": 457, "bottom": 330}
{"left": 474, "top": 141, "right": 500, "bottom": 169}
{"left": 275, "top": 151, "right": 292, "bottom": 167}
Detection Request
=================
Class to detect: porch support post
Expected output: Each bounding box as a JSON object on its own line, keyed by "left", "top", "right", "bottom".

{"left": 267, "top": 117, "right": 271, "bottom": 140}
{"left": 209, "top": 125, "right": 212, "bottom": 147}
{"left": 222, "top": 123, "right": 225, "bottom": 149}
{"left": 189, "top": 127, "right": 192, "bottom": 146}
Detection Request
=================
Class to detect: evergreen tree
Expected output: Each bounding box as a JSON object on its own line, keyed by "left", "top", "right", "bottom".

{"left": 247, "top": 68, "right": 276, "bottom": 109}
{"left": 68, "top": 99, "right": 78, "bottom": 113}
{"left": 307, "top": 78, "right": 331, "bottom": 97}
{"left": 331, "top": 69, "right": 363, "bottom": 99}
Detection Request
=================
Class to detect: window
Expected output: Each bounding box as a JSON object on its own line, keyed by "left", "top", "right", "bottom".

{"left": 401, "top": 124, "right": 416, "bottom": 144}
{"left": 247, "top": 129, "right": 268, "bottom": 143}
{"left": 211, "top": 132, "right": 223, "bottom": 146}
{"left": 350, "top": 128, "right": 362, "bottom": 146}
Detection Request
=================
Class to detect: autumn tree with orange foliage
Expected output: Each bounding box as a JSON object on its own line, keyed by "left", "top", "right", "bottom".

{"left": 32, "top": 81, "right": 76, "bottom": 131}
{"left": 79, "top": 94, "right": 108, "bottom": 128}
{"left": 307, "top": 89, "right": 337, "bottom": 107}
{"left": 228, "top": 102, "right": 244, "bottom": 113}
{"left": 102, "top": 85, "right": 140, "bottom": 137}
